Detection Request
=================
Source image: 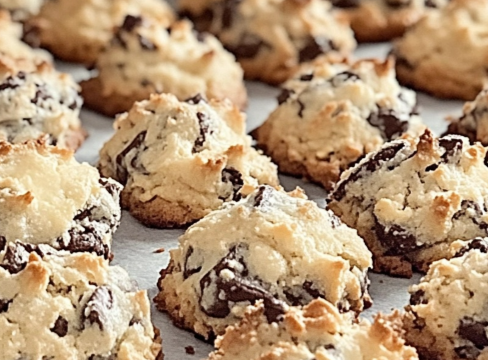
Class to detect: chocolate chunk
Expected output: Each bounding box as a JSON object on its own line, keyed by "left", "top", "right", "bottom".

{"left": 385, "top": 0, "right": 411, "bottom": 8}
{"left": 193, "top": 112, "right": 213, "bottom": 152}
{"left": 332, "top": 142, "right": 406, "bottom": 201}
{"left": 83, "top": 287, "right": 114, "bottom": 331}
{"left": 297, "top": 99, "right": 306, "bottom": 117}
{"left": 484, "top": 151, "right": 488, "bottom": 168}
{"left": 374, "top": 218, "right": 419, "bottom": 256}
{"left": 31, "top": 84, "right": 51, "bottom": 105}
{"left": 51, "top": 316, "right": 68, "bottom": 337}
{"left": 458, "top": 318, "right": 488, "bottom": 349}
{"left": 227, "top": 34, "right": 267, "bottom": 59}
{"left": 120, "top": 15, "right": 143, "bottom": 32}
{"left": 88, "top": 355, "right": 117, "bottom": 360}
{"left": 185, "top": 93, "right": 206, "bottom": 105}
{"left": 331, "top": 0, "right": 360, "bottom": 7}
{"left": 424, "top": 0, "right": 438, "bottom": 7}
{"left": 0, "top": 299, "right": 11, "bottom": 313}
{"left": 329, "top": 71, "right": 360, "bottom": 87}
{"left": 455, "top": 346, "right": 481, "bottom": 360}
{"left": 299, "top": 36, "right": 336, "bottom": 63}
{"left": 68, "top": 98, "right": 81, "bottom": 111}
{"left": 222, "top": 0, "right": 242, "bottom": 29}
{"left": 115, "top": 131, "right": 147, "bottom": 184}
{"left": 221, "top": 167, "right": 244, "bottom": 201}
{"left": 453, "top": 238, "right": 488, "bottom": 259}
{"left": 277, "top": 88, "right": 295, "bottom": 105}
{"left": 59, "top": 227, "right": 111, "bottom": 260}
{"left": 138, "top": 34, "right": 157, "bottom": 50}
{"left": 367, "top": 108, "right": 409, "bottom": 141}
{"left": 300, "top": 73, "right": 314, "bottom": 81}
{"left": 1, "top": 243, "right": 36, "bottom": 274}
{"left": 0, "top": 236, "right": 6, "bottom": 252}
{"left": 183, "top": 246, "right": 202, "bottom": 279}
{"left": 0, "top": 72, "right": 26, "bottom": 91}
{"left": 453, "top": 200, "right": 488, "bottom": 232}
{"left": 439, "top": 137, "right": 463, "bottom": 161}
{"left": 199, "top": 244, "right": 287, "bottom": 323}
{"left": 409, "top": 289, "right": 427, "bottom": 305}
{"left": 98, "top": 178, "right": 121, "bottom": 199}
{"left": 253, "top": 186, "right": 274, "bottom": 207}
{"left": 284, "top": 281, "right": 324, "bottom": 306}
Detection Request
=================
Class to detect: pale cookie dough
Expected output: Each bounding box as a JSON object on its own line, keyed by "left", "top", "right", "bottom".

{"left": 0, "top": 251, "right": 162, "bottom": 360}
{"left": 329, "top": 129, "right": 488, "bottom": 277}
{"left": 332, "top": 0, "right": 446, "bottom": 42}
{"left": 404, "top": 238, "right": 488, "bottom": 360}
{"left": 98, "top": 93, "right": 278, "bottom": 228}
{"left": 392, "top": 0, "right": 488, "bottom": 100}
{"left": 252, "top": 57, "right": 424, "bottom": 190}
{"left": 446, "top": 86, "right": 488, "bottom": 145}
{"left": 0, "top": 0, "right": 44, "bottom": 20}
{"left": 81, "top": 16, "right": 247, "bottom": 117}
{"left": 0, "top": 140, "right": 122, "bottom": 267}
{"left": 0, "top": 56, "right": 86, "bottom": 149}
{"left": 207, "top": 298, "right": 418, "bottom": 360}
{"left": 0, "top": 10, "right": 50, "bottom": 63}
{"left": 179, "top": 0, "right": 356, "bottom": 84}
{"left": 155, "top": 185, "right": 372, "bottom": 339}
{"left": 27, "top": 0, "right": 175, "bottom": 64}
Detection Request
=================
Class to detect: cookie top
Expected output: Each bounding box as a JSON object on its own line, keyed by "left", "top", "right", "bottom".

{"left": 406, "top": 238, "right": 488, "bottom": 360}
{"left": 0, "top": 0, "right": 44, "bottom": 20}
{"left": 179, "top": 0, "right": 356, "bottom": 84}
{"left": 98, "top": 93, "right": 278, "bottom": 227}
{"left": 92, "top": 16, "right": 246, "bottom": 110}
{"left": 254, "top": 57, "right": 423, "bottom": 189}
{"left": 208, "top": 298, "right": 418, "bottom": 360}
{"left": 0, "top": 56, "right": 85, "bottom": 149}
{"left": 0, "top": 140, "right": 122, "bottom": 264}
{"left": 157, "top": 185, "right": 372, "bottom": 338}
{"left": 330, "top": 130, "right": 488, "bottom": 264}
{"left": 446, "top": 86, "right": 488, "bottom": 145}
{"left": 0, "top": 10, "right": 50, "bottom": 63}
{"left": 0, "top": 251, "right": 161, "bottom": 360}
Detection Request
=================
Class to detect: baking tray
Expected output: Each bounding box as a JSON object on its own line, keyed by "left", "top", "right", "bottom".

{"left": 63, "top": 41, "right": 464, "bottom": 359}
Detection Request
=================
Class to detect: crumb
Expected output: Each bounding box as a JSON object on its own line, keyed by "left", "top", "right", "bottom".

{"left": 153, "top": 247, "right": 165, "bottom": 254}
{"left": 379, "top": 280, "right": 384, "bottom": 284}
{"left": 185, "top": 346, "right": 195, "bottom": 355}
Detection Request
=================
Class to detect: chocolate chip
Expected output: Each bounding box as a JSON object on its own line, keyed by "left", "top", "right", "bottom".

{"left": 199, "top": 244, "right": 287, "bottom": 323}
{"left": 409, "top": 289, "right": 427, "bottom": 305}
{"left": 83, "top": 287, "right": 114, "bottom": 331}
{"left": 0, "top": 299, "right": 11, "bottom": 313}
{"left": 331, "top": 0, "right": 360, "bottom": 7}
{"left": 253, "top": 186, "right": 273, "bottom": 207}
{"left": 138, "top": 34, "right": 157, "bottom": 50}
{"left": 329, "top": 71, "right": 360, "bottom": 87}
{"left": 51, "top": 316, "right": 68, "bottom": 337}
{"left": 329, "top": 212, "right": 342, "bottom": 229}
{"left": 222, "top": 0, "right": 242, "bottom": 29}
{"left": 367, "top": 108, "right": 409, "bottom": 141}
{"left": 115, "top": 131, "right": 147, "bottom": 184}
{"left": 277, "top": 88, "right": 295, "bottom": 105}
{"left": 299, "top": 36, "right": 336, "bottom": 63}
{"left": 484, "top": 152, "right": 488, "bottom": 168}
{"left": 332, "top": 142, "right": 406, "bottom": 201}
{"left": 227, "top": 34, "right": 267, "bottom": 59}
{"left": 300, "top": 73, "right": 314, "bottom": 81}
{"left": 453, "top": 201, "right": 488, "bottom": 233}
{"left": 221, "top": 167, "right": 244, "bottom": 201}
{"left": 424, "top": 0, "right": 439, "bottom": 7}
{"left": 193, "top": 112, "right": 213, "bottom": 152}
{"left": 453, "top": 238, "right": 488, "bottom": 259}
{"left": 0, "top": 236, "right": 6, "bottom": 252}
{"left": 186, "top": 93, "right": 206, "bottom": 105}
{"left": 59, "top": 228, "right": 111, "bottom": 260}
{"left": 297, "top": 99, "right": 306, "bottom": 117}
{"left": 183, "top": 246, "right": 202, "bottom": 279}
{"left": 439, "top": 137, "right": 463, "bottom": 161}
{"left": 1, "top": 243, "right": 35, "bottom": 274}
{"left": 0, "top": 72, "right": 26, "bottom": 91}
{"left": 98, "top": 178, "right": 121, "bottom": 199}
{"left": 88, "top": 355, "right": 117, "bottom": 360}
{"left": 120, "top": 15, "right": 143, "bottom": 32}
{"left": 374, "top": 217, "right": 419, "bottom": 256}
{"left": 284, "top": 281, "right": 324, "bottom": 306}
{"left": 31, "top": 84, "right": 51, "bottom": 105}
{"left": 68, "top": 98, "right": 81, "bottom": 111}
{"left": 458, "top": 318, "right": 488, "bottom": 349}
{"left": 385, "top": 0, "right": 411, "bottom": 8}
{"left": 455, "top": 346, "right": 481, "bottom": 360}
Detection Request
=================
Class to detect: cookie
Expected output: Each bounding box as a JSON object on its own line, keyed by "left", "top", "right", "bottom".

{"left": 207, "top": 298, "right": 418, "bottom": 360}
{"left": 333, "top": 0, "right": 446, "bottom": 42}
{"left": 155, "top": 185, "right": 372, "bottom": 339}
{"left": 0, "top": 251, "right": 162, "bottom": 360}
{"left": 392, "top": 0, "right": 488, "bottom": 100}
{"left": 0, "top": 0, "right": 44, "bottom": 20}
{"left": 0, "top": 56, "right": 86, "bottom": 149}
{"left": 329, "top": 129, "right": 488, "bottom": 277}
{"left": 0, "top": 10, "right": 50, "bottom": 63}
{"left": 404, "top": 238, "right": 488, "bottom": 360}
{"left": 81, "top": 16, "right": 247, "bottom": 117}
{"left": 98, "top": 93, "right": 278, "bottom": 228}
{"left": 0, "top": 139, "right": 122, "bottom": 266}
{"left": 446, "top": 86, "right": 488, "bottom": 145}
{"left": 252, "top": 57, "right": 424, "bottom": 190}
{"left": 179, "top": 0, "right": 356, "bottom": 84}
{"left": 27, "top": 0, "right": 175, "bottom": 64}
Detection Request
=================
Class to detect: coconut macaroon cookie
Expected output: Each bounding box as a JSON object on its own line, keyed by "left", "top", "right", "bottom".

{"left": 155, "top": 185, "right": 373, "bottom": 339}
{"left": 27, "top": 0, "right": 175, "bottom": 64}
{"left": 179, "top": 0, "right": 356, "bottom": 84}
{"left": 392, "top": 0, "right": 488, "bottom": 100}
{"left": 81, "top": 16, "right": 247, "bottom": 117}
{"left": 0, "top": 251, "right": 162, "bottom": 360}
{"left": 332, "top": 0, "right": 446, "bottom": 42}
{"left": 0, "top": 56, "right": 85, "bottom": 149}
{"left": 329, "top": 129, "right": 488, "bottom": 277}
{"left": 98, "top": 93, "right": 278, "bottom": 228}
{"left": 208, "top": 299, "right": 418, "bottom": 360}
{"left": 404, "top": 238, "right": 488, "bottom": 360}
{"left": 0, "top": 140, "right": 122, "bottom": 265}
{"left": 446, "top": 86, "right": 488, "bottom": 145}
{"left": 0, "top": 0, "right": 44, "bottom": 20}
{"left": 252, "top": 57, "right": 423, "bottom": 190}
